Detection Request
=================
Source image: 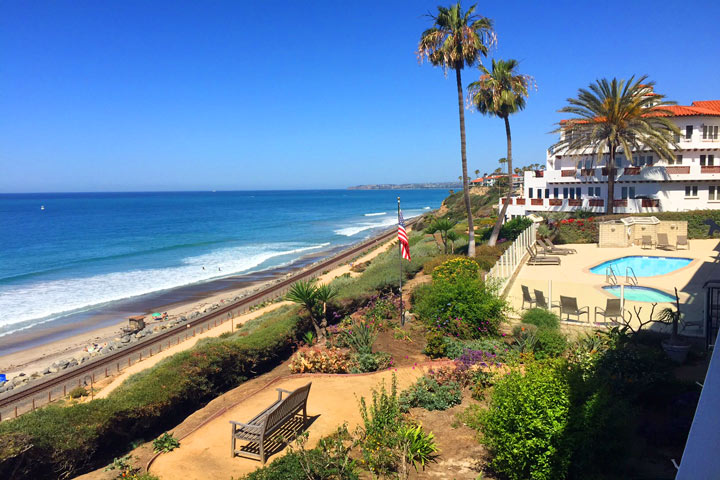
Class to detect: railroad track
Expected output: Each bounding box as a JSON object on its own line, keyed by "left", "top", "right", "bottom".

{"left": 0, "top": 218, "right": 419, "bottom": 418}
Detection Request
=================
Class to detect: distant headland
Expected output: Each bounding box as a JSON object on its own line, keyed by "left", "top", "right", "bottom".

{"left": 348, "top": 182, "right": 462, "bottom": 190}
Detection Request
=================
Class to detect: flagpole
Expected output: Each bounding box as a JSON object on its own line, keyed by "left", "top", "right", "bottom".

{"left": 397, "top": 196, "right": 404, "bottom": 326}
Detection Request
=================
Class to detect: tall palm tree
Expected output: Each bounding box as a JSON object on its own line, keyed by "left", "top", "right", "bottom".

{"left": 418, "top": 2, "right": 495, "bottom": 257}
{"left": 474, "top": 169, "right": 480, "bottom": 178}
{"left": 552, "top": 75, "right": 679, "bottom": 214}
{"left": 469, "top": 58, "right": 531, "bottom": 246}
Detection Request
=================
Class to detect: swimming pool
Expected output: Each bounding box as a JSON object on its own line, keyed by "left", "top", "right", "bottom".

{"left": 602, "top": 285, "right": 676, "bottom": 303}
{"left": 590, "top": 256, "right": 692, "bottom": 277}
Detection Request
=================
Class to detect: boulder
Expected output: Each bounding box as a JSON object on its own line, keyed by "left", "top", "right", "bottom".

{"left": 121, "top": 335, "right": 131, "bottom": 343}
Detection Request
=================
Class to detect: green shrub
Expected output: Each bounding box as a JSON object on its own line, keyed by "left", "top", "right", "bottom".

{"left": 412, "top": 273, "right": 507, "bottom": 338}
{"left": 422, "top": 329, "right": 447, "bottom": 358}
{"left": 431, "top": 257, "right": 479, "bottom": 282}
{"left": 358, "top": 376, "right": 404, "bottom": 475}
{"left": 152, "top": 432, "right": 180, "bottom": 453}
{"left": 399, "top": 376, "right": 462, "bottom": 412}
{"left": 350, "top": 352, "right": 392, "bottom": 373}
{"left": 422, "top": 254, "right": 463, "bottom": 275}
{"left": 68, "top": 387, "right": 87, "bottom": 399}
{"left": 339, "top": 321, "right": 377, "bottom": 355}
{"left": 521, "top": 308, "right": 560, "bottom": 330}
{"left": 479, "top": 217, "right": 533, "bottom": 242}
{"left": 240, "top": 452, "right": 306, "bottom": 480}
{"left": 398, "top": 423, "right": 438, "bottom": 471}
{"left": 480, "top": 361, "right": 571, "bottom": 480}
{"left": 442, "top": 337, "right": 508, "bottom": 360}
{"left": 533, "top": 329, "right": 568, "bottom": 360}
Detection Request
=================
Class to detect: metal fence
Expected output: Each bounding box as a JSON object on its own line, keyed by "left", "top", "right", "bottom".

{"left": 485, "top": 223, "right": 537, "bottom": 294}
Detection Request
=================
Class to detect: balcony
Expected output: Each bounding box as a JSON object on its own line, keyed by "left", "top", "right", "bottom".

{"left": 501, "top": 197, "right": 511, "bottom": 205}
{"left": 641, "top": 198, "right": 660, "bottom": 208}
{"left": 531, "top": 198, "right": 543, "bottom": 206}
{"left": 515, "top": 198, "right": 526, "bottom": 205}
{"left": 623, "top": 167, "right": 641, "bottom": 175}
{"left": 534, "top": 170, "right": 544, "bottom": 177}
{"left": 666, "top": 166, "right": 690, "bottom": 174}
{"left": 561, "top": 169, "right": 577, "bottom": 177}
{"left": 701, "top": 166, "right": 720, "bottom": 174}
{"left": 548, "top": 199, "right": 562, "bottom": 206}
{"left": 588, "top": 199, "right": 604, "bottom": 207}
{"left": 613, "top": 199, "right": 628, "bottom": 207}
{"left": 580, "top": 168, "right": 595, "bottom": 176}
{"left": 568, "top": 199, "right": 582, "bottom": 207}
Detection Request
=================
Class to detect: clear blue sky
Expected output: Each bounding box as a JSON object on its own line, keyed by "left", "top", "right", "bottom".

{"left": 2, "top": 1, "right": 718, "bottom": 192}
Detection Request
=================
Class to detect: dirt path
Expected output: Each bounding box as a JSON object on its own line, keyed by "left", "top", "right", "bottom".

{"left": 149, "top": 366, "right": 435, "bottom": 480}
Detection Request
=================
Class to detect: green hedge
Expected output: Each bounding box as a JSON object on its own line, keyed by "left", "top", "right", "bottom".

{"left": 0, "top": 307, "right": 306, "bottom": 479}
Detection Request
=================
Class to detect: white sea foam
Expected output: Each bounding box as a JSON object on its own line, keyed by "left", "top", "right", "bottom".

{"left": 0, "top": 242, "right": 328, "bottom": 335}
{"left": 364, "top": 212, "right": 387, "bottom": 217}
{"left": 423, "top": 206, "right": 431, "bottom": 209}
{"left": 334, "top": 216, "right": 398, "bottom": 237}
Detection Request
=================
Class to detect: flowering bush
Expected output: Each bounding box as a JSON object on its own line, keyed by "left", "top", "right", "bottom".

{"left": 431, "top": 257, "right": 479, "bottom": 282}
{"left": 289, "top": 347, "right": 353, "bottom": 374}
{"left": 554, "top": 218, "right": 598, "bottom": 244}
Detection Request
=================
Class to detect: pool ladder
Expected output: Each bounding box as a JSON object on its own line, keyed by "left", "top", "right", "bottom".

{"left": 605, "top": 265, "right": 638, "bottom": 286}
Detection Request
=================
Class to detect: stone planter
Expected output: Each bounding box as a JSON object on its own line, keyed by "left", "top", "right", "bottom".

{"left": 662, "top": 340, "right": 691, "bottom": 364}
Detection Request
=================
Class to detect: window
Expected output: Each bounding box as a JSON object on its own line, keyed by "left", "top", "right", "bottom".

{"left": 538, "top": 189, "right": 543, "bottom": 199}
{"left": 621, "top": 187, "right": 627, "bottom": 199}
{"left": 553, "top": 187, "right": 559, "bottom": 198}
{"left": 576, "top": 187, "right": 582, "bottom": 198}
{"left": 670, "top": 154, "right": 682, "bottom": 165}
{"left": 568, "top": 189, "right": 575, "bottom": 199}
{"left": 563, "top": 187, "right": 569, "bottom": 198}
{"left": 703, "top": 125, "right": 719, "bottom": 140}
{"left": 591, "top": 187, "right": 601, "bottom": 197}
{"left": 686, "top": 125, "right": 693, "bottom": 140}
{"left": 528, "top": 188, "right": 533, "bottom": 198}
{"left": 701, "top": 155, "right": 716, "bottom": 167}
{"left": 621, "top": 187, "right": 636, "bottom": 199}
{"left": 646, "top": 155, "right": 653, "bottom": 166}
{"left": 545, "top": 189, "right": 550, "bottom": 199}
{"left": 710, "top": 186, "right": 720, "bottom": 201}
{"left": 685, "top": 185, "right": 698, "bottom": 197}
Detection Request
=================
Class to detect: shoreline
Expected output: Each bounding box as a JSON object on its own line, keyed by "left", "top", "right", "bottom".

{"left": 0, "top": 234, "right": 390, "bottom": 378}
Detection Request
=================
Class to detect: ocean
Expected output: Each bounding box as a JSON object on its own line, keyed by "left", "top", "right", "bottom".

{"left": 0, "top": 190, "right": 447, "bottom": 342}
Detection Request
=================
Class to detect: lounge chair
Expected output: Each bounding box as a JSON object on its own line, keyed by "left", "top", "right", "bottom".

{"left": 657, "top": 233, "right": 674, "bottom": 250}
{"left": 534, "top": 289, "right": 559, "bottom": 311}
{"left": 594, "top": 298, "right": 626, "bottom": 325}
{"left": 545, "top": 238, "right": 577, "bottom": 254}
{"left": 526, "top": 246, "right": 561, "bottom": 265}
{"left": 559, "top": 296, "right": 589, "bottom": 323}
{"left": 641, "top": 235, "right": 653, "bottom": 249}
{"left": 538, "top": 239, "right": 573, "bottom": 255}
{"left": 677, "top": 235, "right": 689, "bottom": 250}
{"left": 521, "top": 285, "right": 536, "bottom": 310}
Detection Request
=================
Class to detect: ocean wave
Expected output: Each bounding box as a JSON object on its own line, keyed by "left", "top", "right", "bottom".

{"left": 364, "top": 212, "right": 387, "bottom": 217}
{"left": 334, "top": 216, "right": 398, "bottom": 237}
{"left": 0, "top": 242, "right": 329, "bottom": 335}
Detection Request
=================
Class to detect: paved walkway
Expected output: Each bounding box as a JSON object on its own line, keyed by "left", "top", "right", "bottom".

{"left": 149, "top": 365, "right": 435, "bottom": 480}
{"left": 507, "top": 239, "right": 720, "bottom": 334}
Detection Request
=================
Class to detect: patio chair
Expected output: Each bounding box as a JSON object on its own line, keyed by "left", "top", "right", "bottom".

{"left": 594, "top": 298, "right": 626, "bottom": 325}
{"left": 537, "top": 239, "right": 572, "bottom": 255}
{"left": 534, "top": 289, "right": 559, "bottom": 312}
{"left": 559, "top": 295, "right": 590, "bottom": 323}
{"left": 641, "top": 235, "right": 653, "bottom": 249}
{"left": 521, "top": 285, "right": 536, "bottom": 310}
{"left": 676, "top": 235, "right": 689, "bottom": 250}
{"left": 525, "top": 246, "right": 561, "bottom": 265}
{"left": 545, "top": 238, "right": 577, "bottom": 254}
{"left": 657, "top": 233, "right": 674, "bottom": 250}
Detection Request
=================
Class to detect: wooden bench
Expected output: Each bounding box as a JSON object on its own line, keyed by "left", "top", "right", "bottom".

{"left": 230, "top": 382, "right": 312, "bottom": 464}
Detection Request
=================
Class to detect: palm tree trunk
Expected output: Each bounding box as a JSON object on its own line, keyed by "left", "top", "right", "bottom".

{"left": 607, "top": 143, "right": 616, "bottom": 214}
{"left": 455, "top": 67, "right": 476, "bottom": 257}
{"left": 488, "top": 116, "right": 513, "bottom": 246}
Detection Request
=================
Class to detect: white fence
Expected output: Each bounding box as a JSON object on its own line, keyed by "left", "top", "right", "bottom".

{"left": 485, "top": 223, "right": 537, "bottom": 294}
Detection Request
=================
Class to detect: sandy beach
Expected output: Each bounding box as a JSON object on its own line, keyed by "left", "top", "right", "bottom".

{"left": 0, "top": 236, "right": 395, "bottom": 380}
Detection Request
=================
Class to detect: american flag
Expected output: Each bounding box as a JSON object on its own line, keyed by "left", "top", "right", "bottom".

{"left": 398, "top": 210, "right": 411, "bottom": 261}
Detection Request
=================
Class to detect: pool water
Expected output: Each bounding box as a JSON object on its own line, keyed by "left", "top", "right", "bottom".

{"left": 590, "top": 256, "right": 692, "bottom": 277}
{"left": 602, "top": 285, "right": 676, "bottom": 303}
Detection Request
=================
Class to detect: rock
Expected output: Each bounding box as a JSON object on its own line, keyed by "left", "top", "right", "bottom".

{"left": 180, "top": 316, "right": 187, "bottom": 322}
{"left": 121, "top": 335, "right": 131, "bottom": 343}
{"left": 30, "top": 372, "right": 42, "bottom": 379}
{"left": 68, "top": 360, "right": 78, "bottom": 368}
{"left": 43, "top": 367, "right": 51, "bottom": 375}
{"left": 50, "top": 367, "right": 59, "bottom": 374}
{"left": 17, "top": 372, "right": 26, "bottom": 377}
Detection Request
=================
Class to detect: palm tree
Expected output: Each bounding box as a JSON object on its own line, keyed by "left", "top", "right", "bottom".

{"left": 425, "top": 217, "right": 457, "bottom": 254}
{"left": 474, "top": 168, "right": 480, "bottom": 178}
{"left": 446, "top": 230, "right": 459, "bottom": 253}
{"left": 286, "top": 280, "right": 335, "bottom": 340}
{"left": 469, "top": 58, "right": 531, "bottom": 246}
{"left": 418, "top": 2, "right": 495, "bottom": 257}
{"left": 552, "top": 76, "right": 679, "bottom": 214}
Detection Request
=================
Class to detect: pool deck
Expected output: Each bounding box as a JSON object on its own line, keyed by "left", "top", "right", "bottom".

{"left": 506, "top": 239, "right": 720, "bottom": 336}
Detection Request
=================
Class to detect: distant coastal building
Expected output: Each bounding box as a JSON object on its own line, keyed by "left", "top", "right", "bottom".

{"left": 501, "top": 94, "right": 720, "bottom": 218}
{"left": 471, "top": 174, "right": 523, "bottom": 188}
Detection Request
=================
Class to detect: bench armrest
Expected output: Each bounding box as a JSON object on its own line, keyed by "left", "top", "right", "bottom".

{"left": 276, "top": 388, "right": 294, "bottom": 395}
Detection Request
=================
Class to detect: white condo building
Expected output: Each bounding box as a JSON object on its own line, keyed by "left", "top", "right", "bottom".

{"left": 502, "top": 97, "right": 720, "bottom": 218}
